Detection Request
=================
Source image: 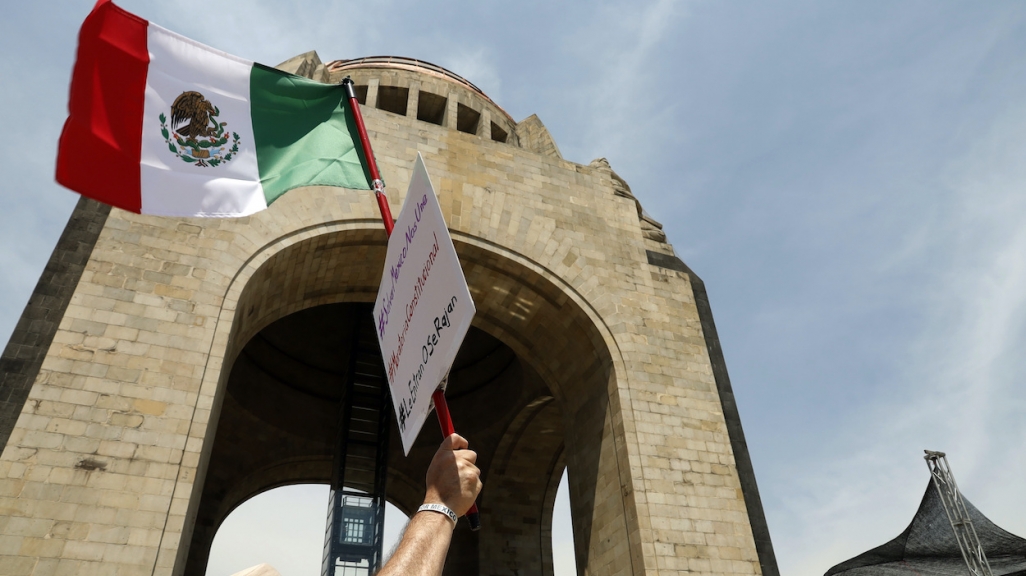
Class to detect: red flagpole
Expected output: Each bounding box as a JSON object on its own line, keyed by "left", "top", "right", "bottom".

{"left": 342, "top": 78, "right": 481, "bottom": 531}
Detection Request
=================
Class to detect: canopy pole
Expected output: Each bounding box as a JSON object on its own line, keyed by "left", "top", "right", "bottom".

{"left": 343, "top": 77, "right": 481, "bottom": 531}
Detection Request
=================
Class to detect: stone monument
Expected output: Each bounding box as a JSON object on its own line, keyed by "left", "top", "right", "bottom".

{"left": 0, "top": 52, "right": 777, "bottom": 576}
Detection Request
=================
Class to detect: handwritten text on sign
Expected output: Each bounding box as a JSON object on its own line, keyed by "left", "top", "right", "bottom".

{"left": 373, "top": 153, "right": 475, "bottom": 455}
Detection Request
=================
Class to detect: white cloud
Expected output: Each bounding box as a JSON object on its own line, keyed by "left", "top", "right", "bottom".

{"left": 117, "top": 0, "right": 382, "bottom": 65}
{"left": 558, "top": 0, "right": 686, "bottom": 171}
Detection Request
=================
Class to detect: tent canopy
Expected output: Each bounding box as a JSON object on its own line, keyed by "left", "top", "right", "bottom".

{"left": 825, "top": 481, "right": 1026, "bottom": 576}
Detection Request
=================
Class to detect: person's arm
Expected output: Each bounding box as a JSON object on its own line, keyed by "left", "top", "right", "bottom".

{"left": 377, "top": 433, "right": 482, "bottom": 576}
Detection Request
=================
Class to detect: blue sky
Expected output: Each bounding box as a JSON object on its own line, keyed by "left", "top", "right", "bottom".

{"left": 3, "top": 1, "right": 1026, "bottom": 575}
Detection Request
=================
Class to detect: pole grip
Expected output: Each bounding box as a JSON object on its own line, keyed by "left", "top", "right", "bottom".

{"left": 433, "top": 389, "right": 481, "bottom": 531}
{"left": 466, "top": 509, "right": 482, "bottom": 531}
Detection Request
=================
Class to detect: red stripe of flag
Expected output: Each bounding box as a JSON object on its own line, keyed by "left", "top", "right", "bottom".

{"left": 56, "top": 0, "right": 149, "bottom": 213}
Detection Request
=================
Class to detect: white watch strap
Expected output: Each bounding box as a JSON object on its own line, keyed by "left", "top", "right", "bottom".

{"left": 418, "top": 503, "right": 458, "bottom": 525}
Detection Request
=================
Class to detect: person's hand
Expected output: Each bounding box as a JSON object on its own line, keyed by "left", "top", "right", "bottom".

{"left": 424, "top": 434, "right": 482, "bottom": 516}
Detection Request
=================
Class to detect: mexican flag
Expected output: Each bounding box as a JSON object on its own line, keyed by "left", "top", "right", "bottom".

{"left": 56, "top": 0, "right": 372, "bottom": 217}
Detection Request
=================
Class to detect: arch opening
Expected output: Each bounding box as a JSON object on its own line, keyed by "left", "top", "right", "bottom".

{"left": 184, "top": 299, "right": 532, "bottom": 575}
{"left": 205, "top": 484, "right": 411, "bottom": 576}
{"left": 552, "top": 470, "right": 578, "bottom": 576}
{"left": 181, "top": 227, "right": 635, "bottom": 576}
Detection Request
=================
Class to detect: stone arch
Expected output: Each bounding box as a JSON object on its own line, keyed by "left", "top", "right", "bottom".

{"left": 479, "top": 396, "right": 566, "bottom": 576}
{"left": 173, "top": 223, "right": 639, "bottom": 576}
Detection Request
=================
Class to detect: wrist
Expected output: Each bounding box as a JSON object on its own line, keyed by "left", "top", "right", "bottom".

{"left": 423, "top": 491, "right": 456, "bottom": 513}
{"left": 417, "top": 503, "right": 458, "bottom": 527}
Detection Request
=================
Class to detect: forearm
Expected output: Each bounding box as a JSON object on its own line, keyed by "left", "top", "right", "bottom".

{"left": 377, "top": 510, "right": 454, "bottom": 576}
{"left": 378, "top": 434, "right": 480, "bottom": 576}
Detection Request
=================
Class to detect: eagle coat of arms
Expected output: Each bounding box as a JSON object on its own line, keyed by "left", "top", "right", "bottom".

{"left": 159, "top": 91, "right": 240, "bottom": 167}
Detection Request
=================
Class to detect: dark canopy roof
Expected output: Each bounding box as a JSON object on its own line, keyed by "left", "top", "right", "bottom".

{"left": 825, "top": 481, "right": 1026, "bottom": 576}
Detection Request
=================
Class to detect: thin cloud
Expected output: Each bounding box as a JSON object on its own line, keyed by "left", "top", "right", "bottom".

{"left": 438, "top": 48, "right": 503, "bottom": 104}
{"left": 772, "top": 98, "right": 1026, "bottom": 576}
{"left": 558, "top": 0, "right": 686, "bottom": 174}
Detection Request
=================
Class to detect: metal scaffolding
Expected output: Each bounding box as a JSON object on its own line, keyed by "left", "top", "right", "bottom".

{"left": 924, "top": 450, "right": 993, "bottom": 576}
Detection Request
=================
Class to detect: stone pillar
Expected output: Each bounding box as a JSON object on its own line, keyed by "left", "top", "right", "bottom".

{"left": 365, "top": 78, "right": 379, "bottom": 109}
{"left": 406, "top": 81, "right": 420, "bottom": 121}
{"left": 476, "top": 108, "right": 492, "bottom": 140}
{"left": 444, "top": 91, "right": 458, "bottom": 130}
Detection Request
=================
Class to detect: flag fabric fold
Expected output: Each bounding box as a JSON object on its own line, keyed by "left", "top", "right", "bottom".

{"left": 57, "top": 0, "right": 372, "bottom": 217}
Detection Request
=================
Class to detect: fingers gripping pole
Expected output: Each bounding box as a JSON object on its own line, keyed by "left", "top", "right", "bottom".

{"left": 433, "top": 389, "right": 481, "bottom": 530}
{"left": 343, "top": 77, "right": 480, "bottom": 531}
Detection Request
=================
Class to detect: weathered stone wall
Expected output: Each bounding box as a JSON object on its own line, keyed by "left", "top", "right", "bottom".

{"left": 0, "top": 59, "right": 775, "bottom": 576}
{"left": 0, "top": 198, "right": 110, "bottom": 451}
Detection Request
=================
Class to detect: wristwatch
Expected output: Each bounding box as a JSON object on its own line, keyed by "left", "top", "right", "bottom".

{"left": 418, "top": 503, "right": 458, "bottom": 526}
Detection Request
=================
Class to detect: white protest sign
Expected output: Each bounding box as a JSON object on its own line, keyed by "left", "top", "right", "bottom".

{"left": 373, "top": 153, "right": 476, "bottom": 455}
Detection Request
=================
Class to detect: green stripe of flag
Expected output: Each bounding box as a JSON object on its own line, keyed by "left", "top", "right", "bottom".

{"left": 250, "top": 63, "right": 372, "bottom": 205}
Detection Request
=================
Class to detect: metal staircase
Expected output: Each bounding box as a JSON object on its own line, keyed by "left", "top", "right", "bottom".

{"left": 323, "top": 309, "right": 391, "bottom": 576}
